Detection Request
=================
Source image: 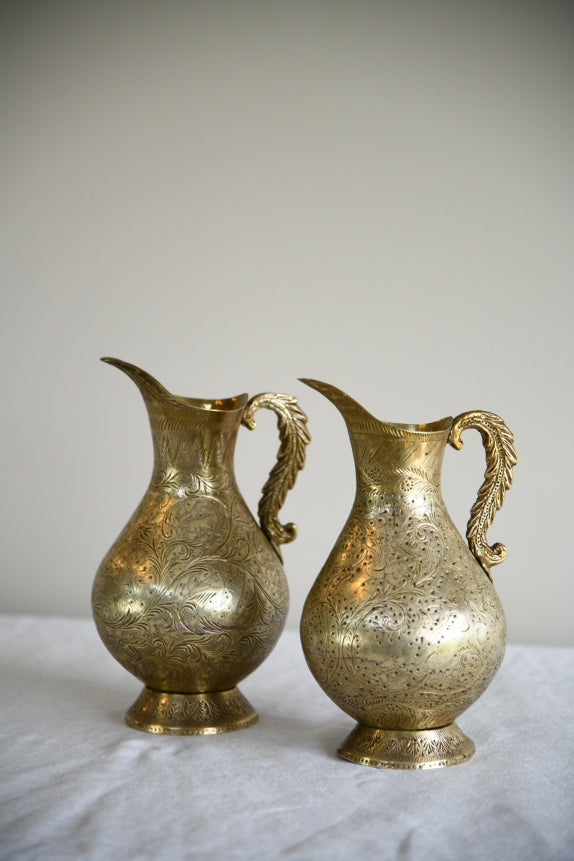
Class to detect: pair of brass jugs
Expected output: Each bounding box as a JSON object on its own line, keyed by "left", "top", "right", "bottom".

{"left": 93, "top": 359, "right": 517, "bottom": 770}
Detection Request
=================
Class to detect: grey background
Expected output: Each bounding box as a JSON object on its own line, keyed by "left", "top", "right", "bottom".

{"left": 2, "top": 0, "right": 573, "bottom": 645}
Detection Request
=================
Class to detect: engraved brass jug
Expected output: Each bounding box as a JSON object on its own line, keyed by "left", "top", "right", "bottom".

{"left": 93, "top": 359, "right": 310, "bottom": 735}
{"left": 300, "top": 380, "right": 516, "bottom": 769}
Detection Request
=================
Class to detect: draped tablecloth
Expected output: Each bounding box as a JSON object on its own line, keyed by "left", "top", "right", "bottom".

{"left": 1, "top": 614, "right": 573, "bottom": 860}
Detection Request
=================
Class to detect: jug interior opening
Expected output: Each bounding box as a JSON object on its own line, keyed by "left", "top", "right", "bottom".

{"left": 384, "top": 417, "right": 453, "bottom": 433}
{"left": 176, "top": 394, "right": 249, "bottom": 412}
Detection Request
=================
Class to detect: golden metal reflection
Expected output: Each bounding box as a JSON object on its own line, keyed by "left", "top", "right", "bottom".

{"left": 92, "top": 359, "right": 310, "bottom": 735}
{"left": 299, "top": 380, "right": 517, "bottom": 769}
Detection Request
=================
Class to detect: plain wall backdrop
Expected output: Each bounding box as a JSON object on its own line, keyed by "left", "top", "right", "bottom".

{"left": 1, "top": 0, "right": 573, "bottom": 645}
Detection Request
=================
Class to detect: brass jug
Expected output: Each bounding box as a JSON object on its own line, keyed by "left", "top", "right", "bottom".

{"left": 93, "top": 359, "right": 310, "bottom": 735}
{"left": 300, "top": 380, "right": 517, "bottom": 769}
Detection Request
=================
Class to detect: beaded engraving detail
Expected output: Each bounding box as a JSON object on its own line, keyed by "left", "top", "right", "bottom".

{"left": 299, "top": 380, "right": 516, "bottom": 765}
{"left": 338, "top": 722, "right": 475, "bottom": 769}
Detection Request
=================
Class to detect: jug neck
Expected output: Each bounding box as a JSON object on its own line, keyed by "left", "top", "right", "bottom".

{"left": 351, "top": 421, "right": 452, "bottom": 494}
{"left": 102, "top": 358, "right": 248, "bottom": 488}
{"left": 301, "top": 379, "right": 452, "bottom": 494}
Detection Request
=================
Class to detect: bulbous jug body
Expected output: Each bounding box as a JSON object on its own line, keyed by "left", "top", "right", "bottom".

{"left": 93, "top": 359, "right": 310, "bottom": 734}
{"left": 300, "top": 380, "right": 516, "bottom": 769}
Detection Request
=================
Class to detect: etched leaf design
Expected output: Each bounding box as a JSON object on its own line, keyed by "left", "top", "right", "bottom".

{"left": 449, "top": 410, "right": 517, "bottom": 576}
{"left": 241, "top": 392, "right": 311, "bottom": 559}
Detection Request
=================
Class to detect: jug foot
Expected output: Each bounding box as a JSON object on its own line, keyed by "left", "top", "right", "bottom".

{"left": 125, "top": 686, "right": 258, "bottom": 735}
{"left": 337, "top": 722, "right": 475, "bottom": 770}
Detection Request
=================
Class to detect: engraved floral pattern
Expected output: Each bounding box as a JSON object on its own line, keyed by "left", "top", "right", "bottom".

{"left": 126, "top": 686, "right": 257, "bottom": 734}
{"left": 93, "top": 361, "right": 295, "bottom": 705}
{"left": 339, "top": 723, "right": 475, "bottom": 769}
{"left": 300, "top": 381, "right": 514, "bottom": 743}
{"left": 93, "top": 475, "right": 289, "bottom": 692}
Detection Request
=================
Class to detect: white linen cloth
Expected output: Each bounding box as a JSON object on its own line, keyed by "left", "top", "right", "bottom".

{"left": 1, "top": 614, "right": 573, "bottom": 861}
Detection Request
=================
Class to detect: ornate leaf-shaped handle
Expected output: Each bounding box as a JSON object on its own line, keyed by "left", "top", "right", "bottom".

{"left": 241, "top": 393, "right": 311, "bottom": 560}
{"left": 448, "top": 410, "right": 517, "bottom": 577}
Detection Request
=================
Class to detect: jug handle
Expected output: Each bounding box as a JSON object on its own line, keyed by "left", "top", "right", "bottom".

{"left": 448, "top": 411, "right": 517, "bottom": 578}
{"left": 241, "top": 393, "right": 311, "bottom": 560}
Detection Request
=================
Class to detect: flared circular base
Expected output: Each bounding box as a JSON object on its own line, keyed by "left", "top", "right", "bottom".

{"left": 337, "top": 722, "right": 475, "bottom": 770}
{"left": 125, "top": 686, "right": 258, "bottom": 735}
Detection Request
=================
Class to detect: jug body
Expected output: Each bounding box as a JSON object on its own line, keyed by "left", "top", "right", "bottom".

{"left": 93, "top": 359, "right": 310, "bottom": 734}
{"left": 300, "top": 380, "right": 516, "bottom": 769}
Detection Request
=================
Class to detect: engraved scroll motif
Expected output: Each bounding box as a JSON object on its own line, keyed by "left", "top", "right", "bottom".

{"left": 449, "top": 410, "right": 517, "bottom": 576}
{"left": 242, "top": 393, "right": 311, "bottom": 559}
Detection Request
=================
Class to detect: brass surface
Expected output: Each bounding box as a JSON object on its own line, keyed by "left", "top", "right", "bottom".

{"left": 125, "top": 687, "right": 257, "bottom": 735}
{"left": 337, "top": 723, "right": 475, "bottom": 770}
{"left": 93, "top": 359, "right": 310, "bottom": 734}
{"left": 299, "top": 380, "right": 517, "bottom": 769}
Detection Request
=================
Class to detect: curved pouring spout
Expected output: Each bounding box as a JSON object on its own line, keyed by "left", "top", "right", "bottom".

{"left": 299, "top": 379, "right": 381, "bottom": 434}
{"left": 101, "top": 357, "right": 180, "bottom": 406}
{"left": 101, "top": 356, "right": 248, "bottom": 415}
{"left": 299, "top": 378, "right": 453, "bottom": 437}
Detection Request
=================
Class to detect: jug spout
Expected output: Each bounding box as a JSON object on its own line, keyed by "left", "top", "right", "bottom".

{"left": 101, "top": 357, "right": 178, "bottom": 408}
{"left": 101, "top": 357, "right": 249, "bottom": 418}
{"left": 299, "top": 379, "right": 380, "bottom": 436}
